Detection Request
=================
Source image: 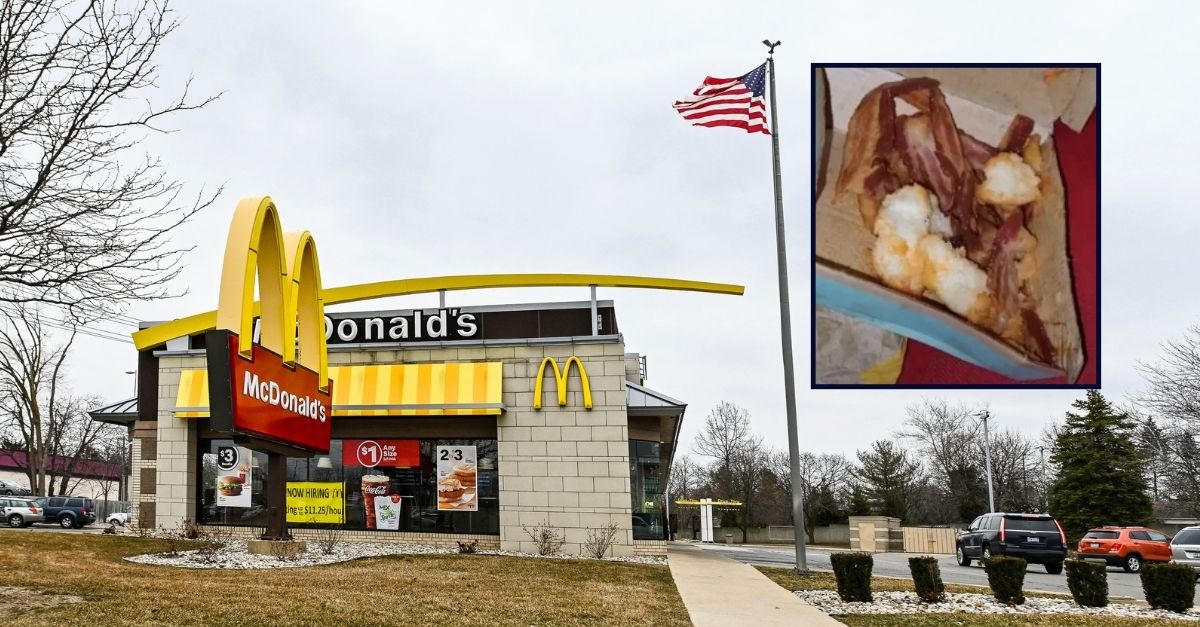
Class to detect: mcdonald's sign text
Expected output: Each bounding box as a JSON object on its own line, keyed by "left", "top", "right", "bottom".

{"left": 207, "top": 330, "right": 333, "bottom": 454}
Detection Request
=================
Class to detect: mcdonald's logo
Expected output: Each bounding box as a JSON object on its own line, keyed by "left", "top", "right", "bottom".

{"left": 205, "top": 197, "right": 334, "bottom": 455}
{"left": 533, "top": 356, "right": 593, "bottom": 410}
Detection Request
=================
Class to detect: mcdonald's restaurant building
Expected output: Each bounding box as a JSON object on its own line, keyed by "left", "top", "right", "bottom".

{"left": 97, "top": 300, "right": 685, "bottom": 557}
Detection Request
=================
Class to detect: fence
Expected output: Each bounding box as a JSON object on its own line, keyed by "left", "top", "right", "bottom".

{"left": 901, "top": 526, "right": 958, "bottom": 554}
{"left": 93, "top": 499, "right": 131, "bottom": 522}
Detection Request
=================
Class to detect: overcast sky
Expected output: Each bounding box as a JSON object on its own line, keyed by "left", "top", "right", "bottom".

{"left": 62, "top": 1, "right": 1189, "bottom": 461}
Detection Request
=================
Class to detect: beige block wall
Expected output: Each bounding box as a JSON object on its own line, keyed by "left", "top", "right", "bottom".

{"left": 153, "top": 355, "right": 204, "bottom": 529}
{"left": 495, "top": 340, "right": 633, "bottom": 556}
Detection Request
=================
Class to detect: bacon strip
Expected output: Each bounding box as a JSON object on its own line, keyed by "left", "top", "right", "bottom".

{"left": 986, "top": 212, "right": 1025, "bottom": 311}
{"left": 835, "top": 84, "right": 894, "bottom": 201}
{"left": 959, "top": 131, "right": 997, "bottom": 172}
{"left": 1021, "top": 308, "right": 1057, "bottom": 365}
{"left": 998, "top": 114, "right": 1034, "bottom": 153}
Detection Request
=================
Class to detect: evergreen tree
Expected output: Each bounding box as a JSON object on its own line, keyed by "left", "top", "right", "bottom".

{"left": 846, "top": 483, "right": 872, "bottom": 517}
{"left": 1048, "top": 391, "right": 1153, "bottom": 540}
{"left": 855, "top": 440, "right": 923, "bottom": 521}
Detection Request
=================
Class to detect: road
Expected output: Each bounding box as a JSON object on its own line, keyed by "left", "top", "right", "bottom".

{"left": 692, "top": 542, "right": 1200, "bottom": 603}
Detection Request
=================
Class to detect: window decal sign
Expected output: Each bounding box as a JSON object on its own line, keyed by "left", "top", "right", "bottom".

{"left": 285, "top": 482, "right": 345, "bottom": 524}
{"left": 214, "top": 445, "right": 252, "bottom": 508}
{"left": 342, "top": 439, "right": 420, "bottom": 468}
{"left": 436, "top": 445, "right": 477, "bottom": 511}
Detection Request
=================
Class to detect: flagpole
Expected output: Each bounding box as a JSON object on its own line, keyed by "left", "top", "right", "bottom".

{"left": 763, "top": 39, "right": 808, "bottom": 574}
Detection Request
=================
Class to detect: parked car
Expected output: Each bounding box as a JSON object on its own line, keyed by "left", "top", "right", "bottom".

{"left": 0, "top": 497, "right": 44, "bottom": 527}
{"left": 1169, "top": 525, "right": 1200, "bottom": 577}
{"left": 0, "top": 479, "right": 32, "bottom": 496}
{"left": 105, "top": 510, "right": 131, "bottom": 526}
{"left": 36, "top": 496, "right": 97, "bottom": 529}
{"left": 956, "top": 512, "right": 1068, "bottom": 574}
{"left": 1076, "top": 526, "right": 1172, "bottom": 573}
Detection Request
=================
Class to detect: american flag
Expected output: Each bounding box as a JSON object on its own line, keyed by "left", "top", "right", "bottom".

{"left": 673, "top": 63, "right": 769, "bottom": 135}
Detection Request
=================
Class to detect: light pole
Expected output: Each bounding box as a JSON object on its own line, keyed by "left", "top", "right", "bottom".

{"left": 979, "top": 410, "right": 995, "bottom": 513}
{"left": 1038, "top": 446, "right": 1047, "bottom": 511}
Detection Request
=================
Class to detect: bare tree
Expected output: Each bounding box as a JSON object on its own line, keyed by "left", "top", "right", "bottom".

{"left": 901, "top": 399, "right": 1041, "bottom": 522}
{"left": 46, "top": 394, "right": 119, "bottom": 496}
{"left": 0, "top": 306, "right": 71, "bottom": 494}
{"left": 692, "top": 401, "right": 770, "bottom": 539}
{"left": 775, "top": 450, "right": 852, "bottom": 543}
{"left": 666, "top": 454, "right": 702, "bottom": 501}
{"left": 692, "top": 401, "right": 752, "bottom": 470}
{"left": 1136, "top": 326, "right": 1200, "bottom": 431}
{"left": 0, "top": 0, "right": 219, "bottom": 318}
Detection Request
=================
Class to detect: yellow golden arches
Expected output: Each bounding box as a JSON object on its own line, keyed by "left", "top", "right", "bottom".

{"left": 282, "top": 230, "right": 327, "bottom": 389}
{"left": 533, "top": 356, "right": 593, "bottom": 410}
{"left": 214, "top": 196, "right": 329, "bottom": 389}
{"left": 217, "top": 197, "right": 288, "bottom": 357}
{"left": 132, "top": 273, "right": 744, "bottom": 351}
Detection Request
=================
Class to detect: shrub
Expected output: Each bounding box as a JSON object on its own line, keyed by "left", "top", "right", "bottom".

{"left": 982, "top": 556, "right": 1027, "bottom": 605}
{"left": 268, "top": 537, "right": 304, "bottom": 562}
{"left": 1140, "top": 563, "right": 1196, "bottom": 613}
{"left": 195, "top": 525, "right": 234, "bottom": 564}
{"left": 312, "top": 526, "right": 342, "bottom": 556}
{"left": 581, "top": 522, "right": 621, "bottom": 559}
{"left": 178, "top": 518, "right": 202, "bottom": 540}
{"left": 829, "top": 552, "right": 873, "bottom": 602}
{"left": 522, "top": 522, "right": 565, "bottom": 556}
{"left": 1064, "top": 559, "right": 1108, "bottom": 607}
{"left": 126, "top": 516, "right": 153, "bottom": 538}
{"left": 907, "top": 556, "right": 945, "bottom": 603}
{"left": 456, "top": 540, "right": 479, "bottom": 554}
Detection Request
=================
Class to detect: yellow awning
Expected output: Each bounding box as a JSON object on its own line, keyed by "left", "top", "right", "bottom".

{"left": 173, "top": 362, "right": 503, "bottom": 418}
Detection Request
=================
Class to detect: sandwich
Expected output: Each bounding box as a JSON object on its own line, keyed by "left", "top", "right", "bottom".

{"left": 217, "top": 475, "right": 244, "bottom": 497}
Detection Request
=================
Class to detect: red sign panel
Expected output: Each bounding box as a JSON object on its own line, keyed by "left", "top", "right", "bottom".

{"left": 343, "top": 439, "right": 420, "bottom": 468}
{"left": 206, "top": 330, "right": 333, "bottom": 454}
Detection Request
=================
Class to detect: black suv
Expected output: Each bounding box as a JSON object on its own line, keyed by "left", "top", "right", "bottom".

{"left": 956, "top": 512, "right": 1068, "bottom": 574}
{"left": 37, "top": 496, "right": 97, "bottom": 529}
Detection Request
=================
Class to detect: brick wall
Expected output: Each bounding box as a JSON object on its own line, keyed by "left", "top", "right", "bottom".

{"left": 633, "top": 539, "right": 666, "bottom": 557}
{"left": 201, "top": 525, "right": 501, "bottom": 550}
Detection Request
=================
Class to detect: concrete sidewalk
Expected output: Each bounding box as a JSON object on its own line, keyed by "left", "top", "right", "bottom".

{"left": 667, "top": 542, "right": 843, "bottom": 626}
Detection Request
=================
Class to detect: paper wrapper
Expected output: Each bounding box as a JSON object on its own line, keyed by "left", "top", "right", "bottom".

{"left": 814, "top": 67, "right": 1093, "bottom": 382}
{"left": 815, "top": 307, "right": 907, "bottom": 385}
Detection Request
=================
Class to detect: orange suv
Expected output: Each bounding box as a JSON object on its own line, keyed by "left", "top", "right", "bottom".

{"left": 1076, "top": 526, "right": 1172, "bottom": 573}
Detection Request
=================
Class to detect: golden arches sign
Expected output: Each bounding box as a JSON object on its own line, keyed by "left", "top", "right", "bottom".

{"left": 533, "top": 356, "right": 592, "bottom": 410}
{"left": 204, "top": 196, "right": 333, "bottom": 456}
{"left": 216, "top": 196, "right": 329, "bottom": 390}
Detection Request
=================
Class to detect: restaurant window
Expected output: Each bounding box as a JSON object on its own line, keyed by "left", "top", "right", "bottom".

{"left": 629, "top": 439, "right": 664, "bottom": 540}
{"left": 197, "top": 438, "right": 499, "bottom": 534}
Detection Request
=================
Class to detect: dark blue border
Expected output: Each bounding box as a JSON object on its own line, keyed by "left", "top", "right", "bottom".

{"left": 809, "top": 63, "right": 1101, "bottom": 390}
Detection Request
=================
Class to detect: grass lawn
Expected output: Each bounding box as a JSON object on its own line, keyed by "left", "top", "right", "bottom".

{"left": 754, "top": 566, "right": 1194, "bottom": 627}
{"left": 0, "top": 530, "right": 690, "bottom": 626}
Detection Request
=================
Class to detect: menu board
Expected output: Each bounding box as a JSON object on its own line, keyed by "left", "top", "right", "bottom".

{"left": 285, "top": 482, "right": 345, "bottom": 524}
{"left": 436, "top": 445, "right": 477, "bottom": 511}
{"left": 214, "top": 446, "right": 252, "bottom": 508}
